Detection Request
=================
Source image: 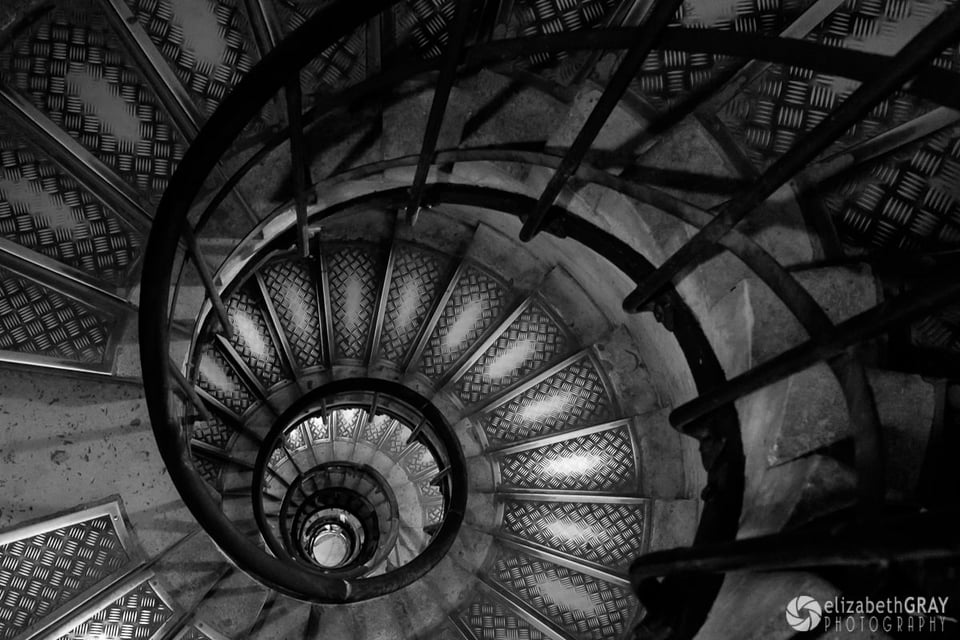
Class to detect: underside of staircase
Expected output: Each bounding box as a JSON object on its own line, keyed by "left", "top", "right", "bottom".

{"left": 1, "top": 0, "right": 959, "bottom": 639}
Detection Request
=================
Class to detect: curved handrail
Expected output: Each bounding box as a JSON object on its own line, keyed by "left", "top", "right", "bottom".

{"left": 137, "top": 0, "right": 939, "bottom": 625}
{"left": 141, "top": 0, "right": 410, "bottom": 603}
{"left": 249, "top": 379, "right": 466, "bottom": 588}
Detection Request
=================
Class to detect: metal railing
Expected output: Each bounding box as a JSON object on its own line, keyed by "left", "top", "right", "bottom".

{"left": 137, "top": 0, "right": 960, "bottom": 627}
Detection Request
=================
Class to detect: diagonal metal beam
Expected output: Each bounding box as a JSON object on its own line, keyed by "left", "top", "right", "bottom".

{"left": 629, "top": 508, "right": 960, "bottom": 579}
{"left": 798, "top": 106, "right": 960, "bottom": 187}
{"left": 213, "top": 335, "right": 281, "bottom": 416}
{"left": 182, "top": 227, "right": 233, "bottom": 339}
{"left": 404, "top": 0, "right": 482, "bottom": 225}
{"left": 623, "top": 3, "right": 960, "bottom": 313}
{"left": 367, "top": 229, "right": 399, "bottom": 365}
{"left": 191, "top": 440, "right": 256, "bottom": 471}
{"left": 287, "top": 76, "right": 313, "bottom": 258}
{"left": 619, "top": 0, "right": 848, "bottom": 157}
{"left": 0, "top": 86, "right": 152, "bottom": 234}
{"left": 254, "top": 272, "right": 306, "bottom": 394}
{"left": 518, "top": 0, "right": 685, "bottom": 241}
{"left": 0, "top": 237, "right": 136, "bottom": 317}
{"left": 670, "top": 277, "right": 960, "bottom": 431}
{"left": 476, "top": 577, "right": 574, "bottom": 640}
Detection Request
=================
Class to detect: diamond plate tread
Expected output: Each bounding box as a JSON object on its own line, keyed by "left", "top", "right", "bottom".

{"left": 304, "top": 415, "right": 330, "bottom": 442}
{"left": 0, "top": 267, "right": 114, "bottom": 364}
{"left": 418, "top": 264, "right": 511, "bottom": 380}
{"left": 635, "top": 0, "right": 814, "bottom": 110}
{"left": 459, "top": 595, "right": 547, "bottom": 640}
{"left": 398, "top": 441, "right": 437, "bottom": 477}
{"left": 260, "top": 258, "right": 324, "bottom": 370}
{"left": 274, "top": 0, "right": 366, "bottom": 93}
{"left": 379, "top": 244, "right": 453, "bottom": 364}
{"left": 476, "top": 354, "right": 615, "bottom": 446}
{"left": 0, "top": 0, "right": 187, "bottom": 204}
{"left": 195, "top": 344, "right": 256, "bottom": 415}
{"left": 55, "top": 579, "right": 174, "bottom": 640}
{"left": 332, "top": 408, "right": 363, "bottom": 442}
{"left": 912, "top": 303, "right": 960, "bottom": 352}
{"left": 490, "top": 548, "right": 639, "bottom": 640}
{"left": 514, "top": 0, "right": 617, "bottom": 66}
{"left": 360, "top": 413, "right": 395, "bottom": 446}
{"left": 394, "top": 0, "right": 456, "bottom": 60}
{"left": 381, "top": 421, "right": 413, "bottom": 460}
{"left": 193, "top": 455, "right": 222, "bottom": 489}
{"left": 0, "top": 125, "right": 141, "bottom": 285}
{"left": 284, "top": 425, "right": 307, "bottom": 452}
{"left": 498, "top": 427, "right": 637, "bottom": 492}
{"left": 224, "top": 286, "right": 287, "bottom": 388}
{"left": 501, "top": 501, "right": 646, "bottom": 569}
{"left": 416, "top": 479, "right": 444, "bottom": 525}
{"left": 267, "top": 446, "right": 286, "bottom": 471}
{"left": 124, "top": 0, "right": 259, "bottom": 117}
{"left": 0, "top": 515, "right": 131, "bottom": 640}
{"left": 327, "top": 245, "right": 380, "bottom": 362}
{"left": 454, "top": 302, "right": 572, "bottom": 405}
{"left": 192, "top": 414, "right": 235, "bottom": 449}
{"left": 820, "top": 122, "right": 960, "bottom": 250}
{"left": 718, "top": 0, "right": 960, "bottom": 171}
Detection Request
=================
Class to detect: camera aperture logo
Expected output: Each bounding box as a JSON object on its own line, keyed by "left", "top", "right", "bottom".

{"left": 785, "top": 594, "right": 953, "bottom": 634}
{"left": 786, "top": 595, "right": 823, "bottom": 631}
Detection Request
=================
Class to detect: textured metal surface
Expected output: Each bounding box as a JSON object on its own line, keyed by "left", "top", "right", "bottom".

{"left": 0, "top": 0, "right": 187, "bottom": 203}
{"left": 192, "top": 414, "right": 235, "bottom": 449}
{"left": 821, "top": 122, "right": 960, "bottom": 249}
{"left": 394, "top": 0, "right": 456, "bottom": 60}
{"left": 193, "top": 455, "right": 222, "bottom": 488}
{"left": 327, "top": 245, "right": 379, "bottom": 361}
{"left": 55, "top": 578, "right": 174, "bottom": 640}
{"left": 260, "top": 257, "right": 324, "bottom": 370}
{"left": 381, "top": 421, "right": 413, "bottom": 459}
{"left": 636, "top": 0, "right": 813, "bottom": 109}
{"left": 379, "top": 244, "right": 451, "bottom": 364}
{"left": 273, "top": 0, "right": 366, "bottom": 92}
{"left": 460, "top": 595, "right": 547, "bottom": 640}
{"left": 911, "top": 303, "right": 960, "bottom": 351}
{"left": 224, "top": 286, "right": 287, "bottom": 388}
{"left": 195, "top": 344, "right": 256, "bottom": 415}
{"left": 419, "top": 265, "right": 510, "bottom": 380}
{"left": 0, "top": 515, "right": 131, "bottom": 640}
{"left": 515, "top": 0, "right": 617, "bottom": 65}
{"left": 476, "top": 354, "right": 615, "bottom": 445}
{"left": 718, "top": 0, "right": 960, "bottom": 170}
{"left": 454, "top": 302, "right": 571, "bottom": 405}
{"left": 333, "top": 407, "right": 363, "bottom": 442}
{"left": 498, "top": 427, "right": 636, "bottom": 491}
{"left": 124, "top": 0, "right": 259, "bottom": 117}
{"left": 416, "top": 479, "right": 444, "bottom": 525}
{"left": 490, "top": 549, "right": 639, "bottom": 640}
{"left": 399, "top": 441, "right": 437, "bottom": 477}
{"left": 304, "top": 415, "right": 330, "bottom": 443}
{"left": 0, "top": 124, "right": 141, "bottom": 285}
{"left": 501, "top": 500, "right": 648, "bottom": 569}
{"left": 0, "top": 267, "right": 114, "bottom": 364}
{"left": 360, "top": 413, "right": 395, "bottom": 446}
{"left": 284, "top": 424, "right": 307, "bottom": 452}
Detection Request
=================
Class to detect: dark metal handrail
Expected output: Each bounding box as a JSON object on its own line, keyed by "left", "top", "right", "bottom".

{"left": 138, "top": 0, "right": 959, "bottom": 627}
{"left": 141, "top": 0, "right": 410, "bottom": 603}
{"left": 249, "top": 379, "right": 465, "bottom": 588}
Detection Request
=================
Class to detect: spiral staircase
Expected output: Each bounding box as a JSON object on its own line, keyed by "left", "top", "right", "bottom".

{"left": 1, "top": 0, "right": 959, "bottom": 639}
